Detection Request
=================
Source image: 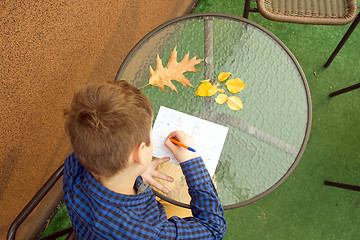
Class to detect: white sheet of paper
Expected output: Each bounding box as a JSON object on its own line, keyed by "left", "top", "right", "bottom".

{"left": 152, "top": 106, "right": 229, "bottom": 176}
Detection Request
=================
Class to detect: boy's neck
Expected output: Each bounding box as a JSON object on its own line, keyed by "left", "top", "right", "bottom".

{"left": 93, "top": 166, "right": 143, "bottom": 195}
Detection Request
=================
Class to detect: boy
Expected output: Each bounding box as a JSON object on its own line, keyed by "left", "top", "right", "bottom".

{"left": 63, "top": 80, "right": 227, "bottom": 239}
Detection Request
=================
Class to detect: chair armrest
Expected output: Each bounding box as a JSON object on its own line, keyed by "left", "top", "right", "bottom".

{"left": 7, "top": 164, "right": 64, "bottom": 240}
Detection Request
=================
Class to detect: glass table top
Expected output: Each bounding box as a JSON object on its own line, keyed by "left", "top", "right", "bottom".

{"left": 115, "top": 13, "right": 312, "bottom": 209}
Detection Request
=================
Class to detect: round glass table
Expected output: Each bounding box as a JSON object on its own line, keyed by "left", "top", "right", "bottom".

{"left": 115, "top": 13, "right": 312, "bottom": 210}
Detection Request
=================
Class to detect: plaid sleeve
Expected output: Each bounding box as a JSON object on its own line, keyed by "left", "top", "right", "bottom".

{"left": 180, "top": 157, "right": 213, "bottom": 188}
{"left": 156, "top": 157, "right": 227, "bottom": 239}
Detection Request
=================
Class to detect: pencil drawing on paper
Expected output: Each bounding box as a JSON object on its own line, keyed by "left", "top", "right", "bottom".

{"left": 152, "top": 106, "right": 229, "bottom": 176}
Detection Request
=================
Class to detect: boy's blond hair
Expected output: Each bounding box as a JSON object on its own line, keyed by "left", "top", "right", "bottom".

{"left": 65, "top": 80, "right": 153, "bottom": 177}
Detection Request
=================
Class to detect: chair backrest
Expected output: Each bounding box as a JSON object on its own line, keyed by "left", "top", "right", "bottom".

{"left": 245, "top": 0, "right": 358, "bottom": 25}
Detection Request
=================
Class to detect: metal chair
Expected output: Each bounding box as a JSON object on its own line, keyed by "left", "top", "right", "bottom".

{"left": 324, "top": 79, "right": 359, "bottom": 192}
{"left": 7, "top": 164, "right": 75, "bottom": 240}
{"left": 324, "top": 181, "right": 360, "bottom": 191}
{"left": 242, "top": 1, "right": 360, "bottom": 192}
{"left": 328, "top": 82, "right": 360, "bottom": 97}
{"left": 243, "top": 0, "right": 359, "bottom": 67}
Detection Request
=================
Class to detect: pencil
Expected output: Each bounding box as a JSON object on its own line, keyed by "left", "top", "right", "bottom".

{"left": 170, "top": 139, "right": 196, "bottom": 152}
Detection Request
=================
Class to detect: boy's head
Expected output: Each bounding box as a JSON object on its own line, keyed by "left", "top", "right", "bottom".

{"left": 65, "top": 80, "right": 153, "bottom": 177}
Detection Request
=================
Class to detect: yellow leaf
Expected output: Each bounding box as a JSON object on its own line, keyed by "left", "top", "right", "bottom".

{"left": 208, "top": 84, "right": 218, "bottom": 97}
{"left": 218, "top": 72, "right": 232, "bottom": 82}
{"left": 195, "top": 81, "right": 212, "bottom": 96}
{"left": 225, "top": 78, "right": 247, "bottom": 94}
{"left": 148, "top": 46, "right": 203, "bottom": 92}
{"left": 217, "top": 89, "right": 225, "bottom": 93}
{"left": 201, "top": 79, "right": 210, "bottom": 84}
{"left": 215, "top": 94, "right": 228, "bottom": 104}
{"left": 227, "top": 96, "right": 243, "bottom": 110}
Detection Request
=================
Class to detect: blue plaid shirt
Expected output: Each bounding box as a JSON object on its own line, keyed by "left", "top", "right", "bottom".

{"left": 63, "top": 153, "right": 226, "bottom": 239}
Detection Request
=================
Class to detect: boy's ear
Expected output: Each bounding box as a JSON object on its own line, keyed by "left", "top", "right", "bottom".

{"left": 133, "top": 142, "right": 146, "bottom": 166}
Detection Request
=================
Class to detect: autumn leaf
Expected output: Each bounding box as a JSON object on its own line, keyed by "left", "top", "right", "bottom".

{"left": 227, "top": 96, "right": 243, "bottom": 110}
{"left": 215, "top": 94, "right": 243, "bottom": 110}
{"left": 195, "top": 71, "right": 246, "bottom": 111}
{"left": 225, "top": 78, "right": 247, "bottom": 94}
{"left": 215, "top": 94, "right": 228, "bottom": 104}
{"left": 195, "top": 80, "right": 218, "bottom": 97}
{"left": 218, "top": 72, "right": 232, "bottom": 82}
{"left": 148, "top": 46, "right": 203, "bottom": 92}
{"left": 195, "top": 80, "right": 211, "bottom": 96}
{"left": 208, "top": 84, "right": 218, "bottom": 96}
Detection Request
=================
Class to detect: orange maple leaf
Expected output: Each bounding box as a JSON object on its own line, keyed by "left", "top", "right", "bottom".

{"left": 148, "top": 46, "right": 203, "bottom": 92}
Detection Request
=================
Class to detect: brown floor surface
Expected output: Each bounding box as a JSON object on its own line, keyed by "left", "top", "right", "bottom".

{"left": 0, "top": 0, "right": 198, "bottom": 238}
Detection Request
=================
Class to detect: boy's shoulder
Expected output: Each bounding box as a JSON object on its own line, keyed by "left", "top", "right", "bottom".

{"left": 63, "top": 153, "right": 84, "bottom": 179}
{"left": 63, "top": 152, "right": 149, "bottom": 200}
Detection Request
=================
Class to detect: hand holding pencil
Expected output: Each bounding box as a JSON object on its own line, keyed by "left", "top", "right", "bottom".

{"left": 170, "top": 139, "right": 196, "bottom": 152}
{"left": 165, "top": 131, "right": 197, "bottom": 163}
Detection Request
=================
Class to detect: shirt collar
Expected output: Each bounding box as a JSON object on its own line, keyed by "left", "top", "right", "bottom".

{"left": 83, "top": 169, "right": 153, "bottom": 207}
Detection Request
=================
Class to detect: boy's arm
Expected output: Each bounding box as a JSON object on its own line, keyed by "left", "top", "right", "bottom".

{"left": 157, "top": 131, "right": 227, "bottom": 239}
{"left": 156, "top": 156, "right": 226, "bottom": 239}
{"left": 183, "top": 156, "right": 227, "bottom": 237}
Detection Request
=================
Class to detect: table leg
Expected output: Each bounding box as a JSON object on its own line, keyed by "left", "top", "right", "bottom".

{"left": 196, "top": 110, "right": 300, "bottom": 157}
{"left": 204, "top": 17, "right": 215, "bottom": 82}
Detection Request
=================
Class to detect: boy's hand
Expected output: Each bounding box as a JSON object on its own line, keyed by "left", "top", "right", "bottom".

{"left": 141, "top": 157, "right": 174, "bottom": 194}
{"left": 165, "top": 131, "right": 197, "bottom": 164}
